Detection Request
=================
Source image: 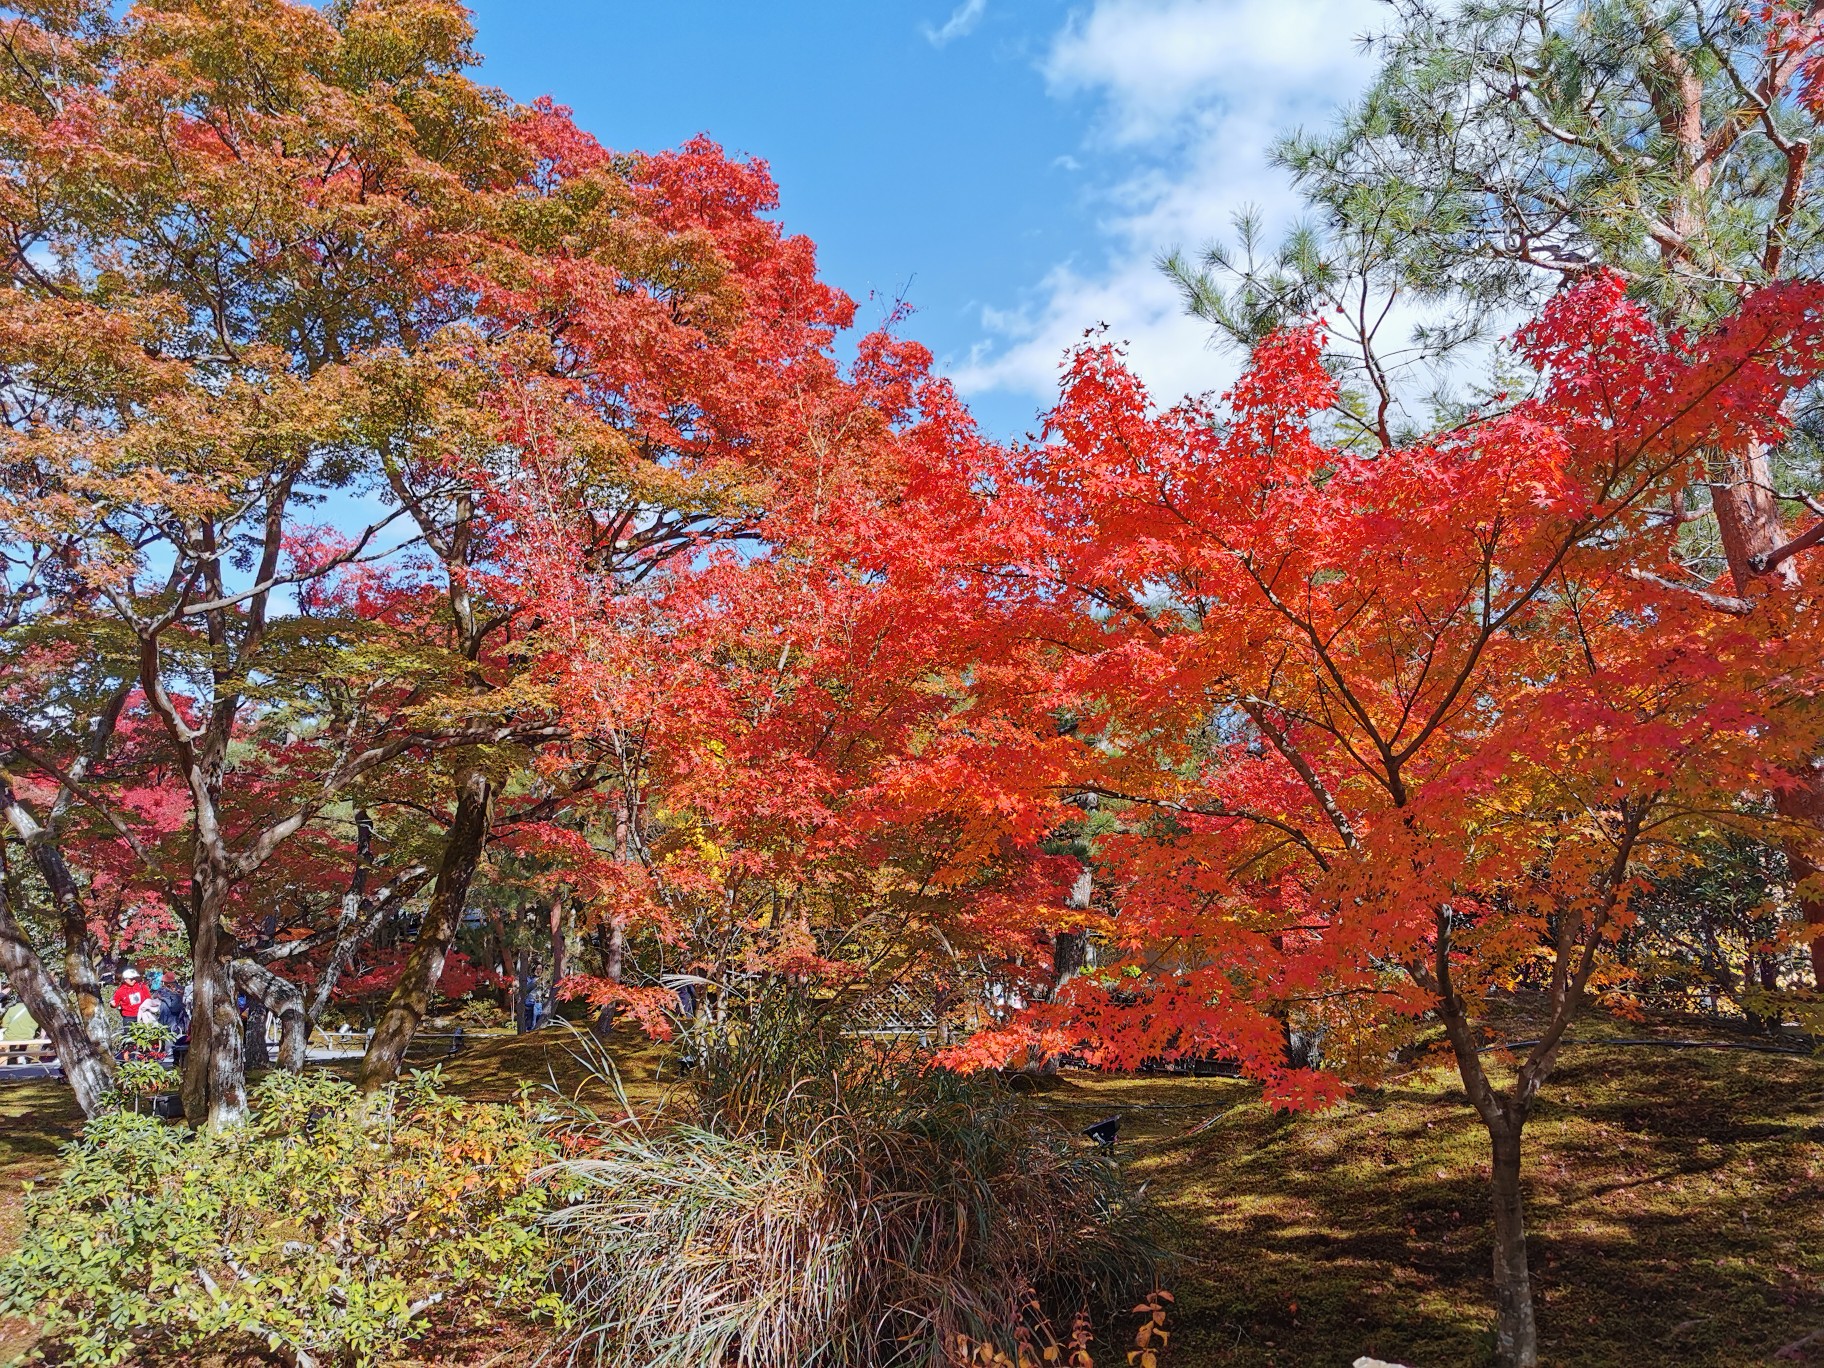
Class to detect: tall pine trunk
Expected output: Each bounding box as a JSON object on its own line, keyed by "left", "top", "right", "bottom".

{"left": 358, "top": 769, "right": 492, "bottom": 1092}
{"left": 1711, "top": 449, "right": 1823, "bottom": 986}
{"left": 0, "top": 882, "right": 114, "bottom": 1116}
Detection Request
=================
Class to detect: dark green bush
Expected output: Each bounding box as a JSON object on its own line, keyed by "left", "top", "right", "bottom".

{"left": 0, "top": 1069, "right": 565, "bottom": 1367}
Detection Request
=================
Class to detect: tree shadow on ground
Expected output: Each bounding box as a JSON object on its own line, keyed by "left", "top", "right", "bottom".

{"left": 1083, "top": 1041, "right": 1824, "bottom": 1368}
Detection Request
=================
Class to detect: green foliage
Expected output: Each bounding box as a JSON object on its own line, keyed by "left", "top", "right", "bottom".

{"left": 543, "top": 1003, "right": 1166, "bottom": 1367}
{"left": 0, "top": 1069, "right": 565, "bottom": 1367}
{"left": 1626, "top": 836, "right": 1816, "bottom": 1029}
{"left": 106, "top": 1020, "right": 178, "bottom": 1110}
{"left": 1161, "top": 204, "right": 1484, "bottom": 451}
{"left": 1280, "top": 0, "right": 1824, "bottom": 323}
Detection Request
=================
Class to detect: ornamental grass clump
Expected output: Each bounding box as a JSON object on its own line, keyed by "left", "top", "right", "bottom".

{"left": 544, "top": 1122, "right": 850, "bottom": 1368}
{"left": 542, "top": 998, "right": 1167, "bottom": 1367}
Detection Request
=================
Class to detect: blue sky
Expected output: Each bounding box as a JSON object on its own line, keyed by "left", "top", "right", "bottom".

{"left": 464, "top": 0, "right": 1385, "bottom": 441}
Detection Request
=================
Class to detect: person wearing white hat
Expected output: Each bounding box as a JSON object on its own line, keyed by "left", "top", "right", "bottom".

{"left": 112, "top": 967, "right": 151, "bottom": 1022}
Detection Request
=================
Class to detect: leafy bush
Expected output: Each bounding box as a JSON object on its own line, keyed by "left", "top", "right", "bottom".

{"left": 109, "top": 1019, "right": 178, "bottom": 1111}
{"left": 0, "top": 1069, "right": 565, "bottom": 1367}
{"left": 543, "top": 1001, "right": 1167, "bottom": 1367}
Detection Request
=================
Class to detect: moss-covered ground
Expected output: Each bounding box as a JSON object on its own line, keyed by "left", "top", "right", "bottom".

{"left": 2, "top": 1014, "right": 1820, "bottom": 1366}
{"left": 1031, "top": 1031, "right": 1824, "bottom": 1366}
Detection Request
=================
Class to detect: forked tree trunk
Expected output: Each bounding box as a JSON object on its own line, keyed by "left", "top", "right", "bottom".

{"left": 0, "top": 883, "right": 115, "bottom": 1116}
{"left": 233, "top": 958, "right": 308, "bottom": 1073}
{"left": 358, "top": 769, "right": 493, "bottom": 1092}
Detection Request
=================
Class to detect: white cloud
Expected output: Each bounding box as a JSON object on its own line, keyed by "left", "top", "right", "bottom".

{"left": 1044, "top": 0, "right": 1378, "bottom": 146}
{"left": 923, "top": 0, "right": 988, "bottom": 46}
{"left": 948, "top": 0, "right": 1385, "bottom": 412}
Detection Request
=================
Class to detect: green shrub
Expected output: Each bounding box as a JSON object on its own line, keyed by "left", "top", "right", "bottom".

{"left": 108, "top": 1019, "right": 178, "bottom": 1111}
{"left": 0, "top": 1069, "right": 565, "bottom": 1367}
{"left": 543, "top": 1003, "right": 1167, "bottom": 1367}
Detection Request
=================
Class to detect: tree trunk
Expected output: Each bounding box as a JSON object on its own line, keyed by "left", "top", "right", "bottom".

{"left": 486, "top": 906, "right": 511, "bottom": 1014}
{"left": 590, "top": 916, "right": 626, "bottom": 1040}
{"left": 1711, "top": 451, "right": 1823, "bottom": 987}
{"left": 233, "top": 959, "right": 307, "bottom": 1073}
{"left": 1050, "top": 865, "right": 1092, "bottom": 1001}
{"left": 243, "top": 999, "right": 270, "bottom": 1069}
{"left": 307, "top": 808, "right": 373, "bottom": 1025}
{"left": 547, "top": 893, "right": 566, "bottom": 1011}
{"left": 181, "top": 919, "right": 247, "bottom": 1130}
{"left": 1711, "top": 465, "right": 1800, "bottom": 597}
{"left": 1, "top": 786, "right": 109, "bottom": 1051}
{"left": 1436, "top": 953, "right": 1545, "bottom": 1368}
{"left": 1488, "top": 1123, "right": 1539, "bottom": 1368}
{"left": 1775, "top": 758, "right": 1824, "bottom": 987}
{"left": 0, "top": 882, "right": 115, "bottom": 1116}
{"left": 514, "top": 945, "right": 530, "bottom": 1034}
{"left": 358, "top": 769, "right": 493, "bottom": 1092}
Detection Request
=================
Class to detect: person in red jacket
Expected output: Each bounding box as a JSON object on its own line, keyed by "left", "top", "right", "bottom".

{"left": 112, "top": 967, "right": 150, "bottom": 1022}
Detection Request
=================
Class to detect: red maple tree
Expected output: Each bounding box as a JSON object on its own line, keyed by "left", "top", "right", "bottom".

{"left": 938, "top": 275, "right": 1824, "bottom": 1366}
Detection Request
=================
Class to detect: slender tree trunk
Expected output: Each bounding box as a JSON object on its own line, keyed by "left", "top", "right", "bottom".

{"left": 590, "top": 916, "right": 626, "bottom": 1040}
{"left": 1435, "top": 955, "right": 1543, "bottom": 1368}
{"left": 547, "top": 893, "right": 566, "bottom": 1012}
{"left": 1774, "top": 759, "right": 1824, "bottom": 987}
{"left": 1, "top": 786, "right": 108, "bottom": 1050}
{"left": 233, "top": 959, "right": 307, "bottom": 1073}
{"left": 1488, "top": 1123, "right": 1539, "bottom": 1368}
{"left": 514, "top": 945, "right": 530, "bottom": 1034}
{"left": 0, "top": 882, "right": 115, "bottom": 1116}
{"left": 308, "top": 809, "right": 373, "bottom": 1025}
{"left": 358, "top": 769, "right": 493, "bottom": 1092}
{"left": 486, "top": 906, "right": 511, "bottom": 1014}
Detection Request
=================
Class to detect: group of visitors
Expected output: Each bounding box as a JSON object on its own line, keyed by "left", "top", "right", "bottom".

{"left": 1, "top": 963, "right": 191, "bottom": 1070}
{"left": 111, "top": 965, "right": 190, "bottom": 1062}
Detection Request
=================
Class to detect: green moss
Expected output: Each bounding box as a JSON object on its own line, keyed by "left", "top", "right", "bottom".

{"left": 1032, "top": 1040, "right": 1824, "bottom": 1367}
